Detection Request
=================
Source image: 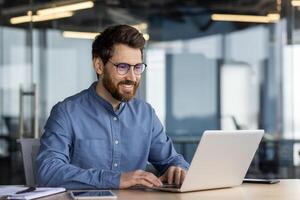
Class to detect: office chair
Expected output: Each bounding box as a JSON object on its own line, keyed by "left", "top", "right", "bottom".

{"left": 18, "top": 138, "right": 40, "bottom": 186}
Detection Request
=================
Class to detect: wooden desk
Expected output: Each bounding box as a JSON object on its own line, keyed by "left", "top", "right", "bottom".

{"left": 39, "top": 179, "right": 300, "bottom": 200}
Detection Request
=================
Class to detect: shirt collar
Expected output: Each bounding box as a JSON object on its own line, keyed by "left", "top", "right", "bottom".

{"left": 88, "top": 81, "right": 125, "bottom": 115}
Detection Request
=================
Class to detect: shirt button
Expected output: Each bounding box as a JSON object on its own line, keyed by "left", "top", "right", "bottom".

{"left": 115, "top": 140, "right": 119, "bottom": 145}
{"left": 114, "top": 163, "right": 118, "bottom": 167}
{"left": 113, "top": 117, "right": 118, "bottom": 121}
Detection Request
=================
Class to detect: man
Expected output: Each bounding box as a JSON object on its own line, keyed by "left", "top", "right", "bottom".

{"left": 36, "top": 24, "right": 189, "bottom": 189}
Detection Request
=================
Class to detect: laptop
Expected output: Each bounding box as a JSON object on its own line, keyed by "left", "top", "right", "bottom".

{"left": 154, "top": 130, "right": 264, "bottom": 192}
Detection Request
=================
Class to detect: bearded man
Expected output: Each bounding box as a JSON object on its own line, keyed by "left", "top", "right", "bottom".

{"left": 36, "top": 25, "right": 189, "bottom": 189}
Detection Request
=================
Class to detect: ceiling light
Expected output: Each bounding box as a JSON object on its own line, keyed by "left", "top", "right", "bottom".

{"left": 291, "top": 0, "right": 300, "bottom": 6}
{"left": 10, "top": 15, "right": 33, "bottom": 25}
{"left": 62, "top": 31, "right": 150, "bottom": 41}
{"left": 63, "top": 31, "right": 99, "bottom": 39}
{"left": 10, "top": 12, "right": 73, "bottom": 24}
{"left": 267, "top": 13, "right": 280, "bottom": 22}
{"left": 211, "top": 13, "right": 280, "bottom": 23}
{"left": 132, "top": 23, "right": 148, "bottom": 32}
{"left": 37, "top": 1, "right": 94, "bottom": 15}
{"left": 143, "top": 33, "right": 150, "bottom": 41}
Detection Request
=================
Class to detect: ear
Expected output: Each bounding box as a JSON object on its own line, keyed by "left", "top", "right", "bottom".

{"left": 93, "top": 57, "right": 104, "bottom": 76}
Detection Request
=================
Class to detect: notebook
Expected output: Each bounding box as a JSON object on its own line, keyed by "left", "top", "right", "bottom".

{"left": 0, "top": 186, "right": 65, "bottom": 200}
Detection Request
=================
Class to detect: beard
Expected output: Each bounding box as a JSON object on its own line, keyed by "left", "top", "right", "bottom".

{"left": 102, "top": 69, "right": 140, "bottom": 102}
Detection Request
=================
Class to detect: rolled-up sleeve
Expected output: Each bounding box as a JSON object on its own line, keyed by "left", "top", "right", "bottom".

{"left": 36, "top": 103, "right": 121, "bottom": 189}
{"left": 148, "top": 108, "right": 190, "bottom": 174}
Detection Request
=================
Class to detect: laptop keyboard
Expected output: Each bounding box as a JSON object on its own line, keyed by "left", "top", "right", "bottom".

{"left": 160, "top": 184, "right": 181, "bottom": 189}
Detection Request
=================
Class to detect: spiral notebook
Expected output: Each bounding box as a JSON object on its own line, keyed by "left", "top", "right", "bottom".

{"left": 0, "top": 186, "right": 65, "bottom": 200}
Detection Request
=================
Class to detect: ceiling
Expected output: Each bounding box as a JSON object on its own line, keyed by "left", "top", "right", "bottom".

{"left": 0, "top": 0, "right": 292, "bottom": 40}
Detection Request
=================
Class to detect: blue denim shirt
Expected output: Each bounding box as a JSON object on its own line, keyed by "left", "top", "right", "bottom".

{"left": 36, "top": 82, "right": 189, "bottom": 189}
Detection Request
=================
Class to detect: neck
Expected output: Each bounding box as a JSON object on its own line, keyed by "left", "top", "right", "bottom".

{"left": 95, "top": 80, "right": 121, "bottom": 111}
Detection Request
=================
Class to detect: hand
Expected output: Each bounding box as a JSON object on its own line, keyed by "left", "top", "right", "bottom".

{"left": 159, "top": 166, "right": 187, "bottom": 185}
{"left": 120, "top": 170, "right": 163, "bottom": 189}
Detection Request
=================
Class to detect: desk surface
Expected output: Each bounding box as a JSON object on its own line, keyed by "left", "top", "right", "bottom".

{"left": 40, "top": 179, "right": 300, "bottom": 200}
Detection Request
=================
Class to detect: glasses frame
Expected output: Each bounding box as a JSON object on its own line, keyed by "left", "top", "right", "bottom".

{"left": 108, "top": 60, "right": 147, "bottom": 75}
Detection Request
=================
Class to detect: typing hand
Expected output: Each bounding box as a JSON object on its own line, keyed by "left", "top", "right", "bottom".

{"left": 159, "top": 166, "right": 187, "bottom": 186}
{"left": 120, "top": 170, "right": 163, "bottom": 189}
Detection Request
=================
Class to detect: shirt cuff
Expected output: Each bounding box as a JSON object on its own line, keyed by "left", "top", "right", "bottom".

{"left": 101, "top": 170, "right": 121, "bottom": 189}
{"left": 178, "top": 162, "right": 190, "bottom": 171}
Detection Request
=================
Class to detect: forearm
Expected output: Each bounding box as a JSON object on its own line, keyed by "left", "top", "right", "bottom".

{"left": 149, "top": 108, "right": 190, "bottom": 174}
{"left": 37, "top": 158, "right": 121, "bottom": 189}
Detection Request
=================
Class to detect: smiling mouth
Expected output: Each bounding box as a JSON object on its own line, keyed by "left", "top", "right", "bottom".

{"left": 122, "top": 84, "right": 133, "bottom": 88}
{"left": 120, "top": 84, "right": 134, "bottom": 91}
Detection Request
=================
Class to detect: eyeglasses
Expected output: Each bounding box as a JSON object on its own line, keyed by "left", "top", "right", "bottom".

{"left": 108, "top": 60, "right": 147, "bottom": 75}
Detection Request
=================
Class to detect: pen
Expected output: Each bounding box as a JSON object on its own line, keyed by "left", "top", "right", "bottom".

{"left": 16, "top": 187, "right": 36, "bottom": 194}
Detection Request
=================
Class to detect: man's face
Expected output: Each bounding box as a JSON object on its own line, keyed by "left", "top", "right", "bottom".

{"left": 101, "top": 44, "right": 142, "bottom": 102}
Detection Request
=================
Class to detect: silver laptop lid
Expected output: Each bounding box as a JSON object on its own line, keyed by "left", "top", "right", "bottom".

{"left": 180, "top": 130, "right": 264, "bottom": 192}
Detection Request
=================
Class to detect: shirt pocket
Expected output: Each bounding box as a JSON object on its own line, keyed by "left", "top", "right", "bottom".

{"left": 72, "top": 139, "right": 111, "bottom": 169}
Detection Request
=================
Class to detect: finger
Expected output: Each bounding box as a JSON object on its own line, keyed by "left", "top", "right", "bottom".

{"left": 180, "top": 170, "right": 186, "bottom": 184}
{"left": 142, "top": 172, "right": 162, "bottom": 187}
{"left": 136, "top": 178, "right": 154, "bottom": 188}
{"left": 167, "top": 167, "right": 175, "bottom": 184}
{"left": 134, "top": 170, "right": 162, "bottom": 187}
{"left": 159, "top": 175, "right": 166, "bottom": 183}
{"left": 174, "top": 168, "right": 181, "bottom": 185}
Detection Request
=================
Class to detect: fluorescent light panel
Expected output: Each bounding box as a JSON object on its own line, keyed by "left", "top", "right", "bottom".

{"left": 267, "top": 13, "right": 280, "bottom": 21}
{"left": 10, "top": 1, "right": 94, "bottom": 24}
{"left": 10, "top": 12, "right": 73, "bottom": 24}
{"left": 291, "top": 0, "right": 300, "bottom": 6}
{"left": 37, "top": 1, "right": 94, "bottom": 15}
{"left": 63, "top": 31, "right": 98, "bottom": 39}
{"left": 143, "top": 33, "right": 150, "bottom": 41}
{"left": 63, "top": 31, "right": 150, "bottom": 41}
{"left": 211, "top": 13, "right": 280, "bottom": 23}
{"left": 132, "top": 23, "right": 148, "bottom": 32}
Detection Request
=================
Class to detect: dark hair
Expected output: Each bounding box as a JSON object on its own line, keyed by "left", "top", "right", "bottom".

{"left": 92, "top": 24, "right": 146, "bottom": 78}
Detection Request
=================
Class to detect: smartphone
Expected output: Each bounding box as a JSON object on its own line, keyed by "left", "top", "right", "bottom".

{"left": 243, "top": 178, "right": 280, "bottom": 184}
{"left": 70, "top": 190, "right": 117, "bottom": 199}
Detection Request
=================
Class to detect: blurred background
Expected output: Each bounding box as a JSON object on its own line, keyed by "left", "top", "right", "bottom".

{"left": 0, "top": 0, "right": 300, "bottom": 184}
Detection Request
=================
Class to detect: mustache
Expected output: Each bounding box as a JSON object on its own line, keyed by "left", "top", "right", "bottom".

{"left": 118, "top": 80, "right": 136, "bottom": 86}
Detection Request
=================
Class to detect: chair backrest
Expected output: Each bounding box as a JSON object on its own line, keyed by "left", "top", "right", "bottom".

{"left": 18, "top": 138, "right": 40, "bottom": 186}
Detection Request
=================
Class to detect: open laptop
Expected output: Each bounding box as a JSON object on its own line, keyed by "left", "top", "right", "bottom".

{"left": 154, "top": 130, "right": 264, "bottom": 192}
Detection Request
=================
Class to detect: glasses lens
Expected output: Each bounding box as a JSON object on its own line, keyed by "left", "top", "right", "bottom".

{"left": 116, "top": 63, "right": 130, "bottom": 75}
{"left": 134, "top": 63, "right": 145, "bottom": 74}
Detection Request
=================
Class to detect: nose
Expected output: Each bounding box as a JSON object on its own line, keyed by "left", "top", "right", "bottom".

{"left": 125, "top": 66, "right": 137, "bottom": 82}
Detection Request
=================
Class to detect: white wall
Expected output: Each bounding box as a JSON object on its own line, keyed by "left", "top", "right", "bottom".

{"left": 283, "top": 45, "right": 300, "bottom": 139}
{"left": 145, "top": 49, "right": 166, "bottom": 125}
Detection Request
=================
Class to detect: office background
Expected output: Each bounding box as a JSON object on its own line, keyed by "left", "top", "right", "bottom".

{"left": 0, "top": 0, "right": 300, "bottom": 184}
